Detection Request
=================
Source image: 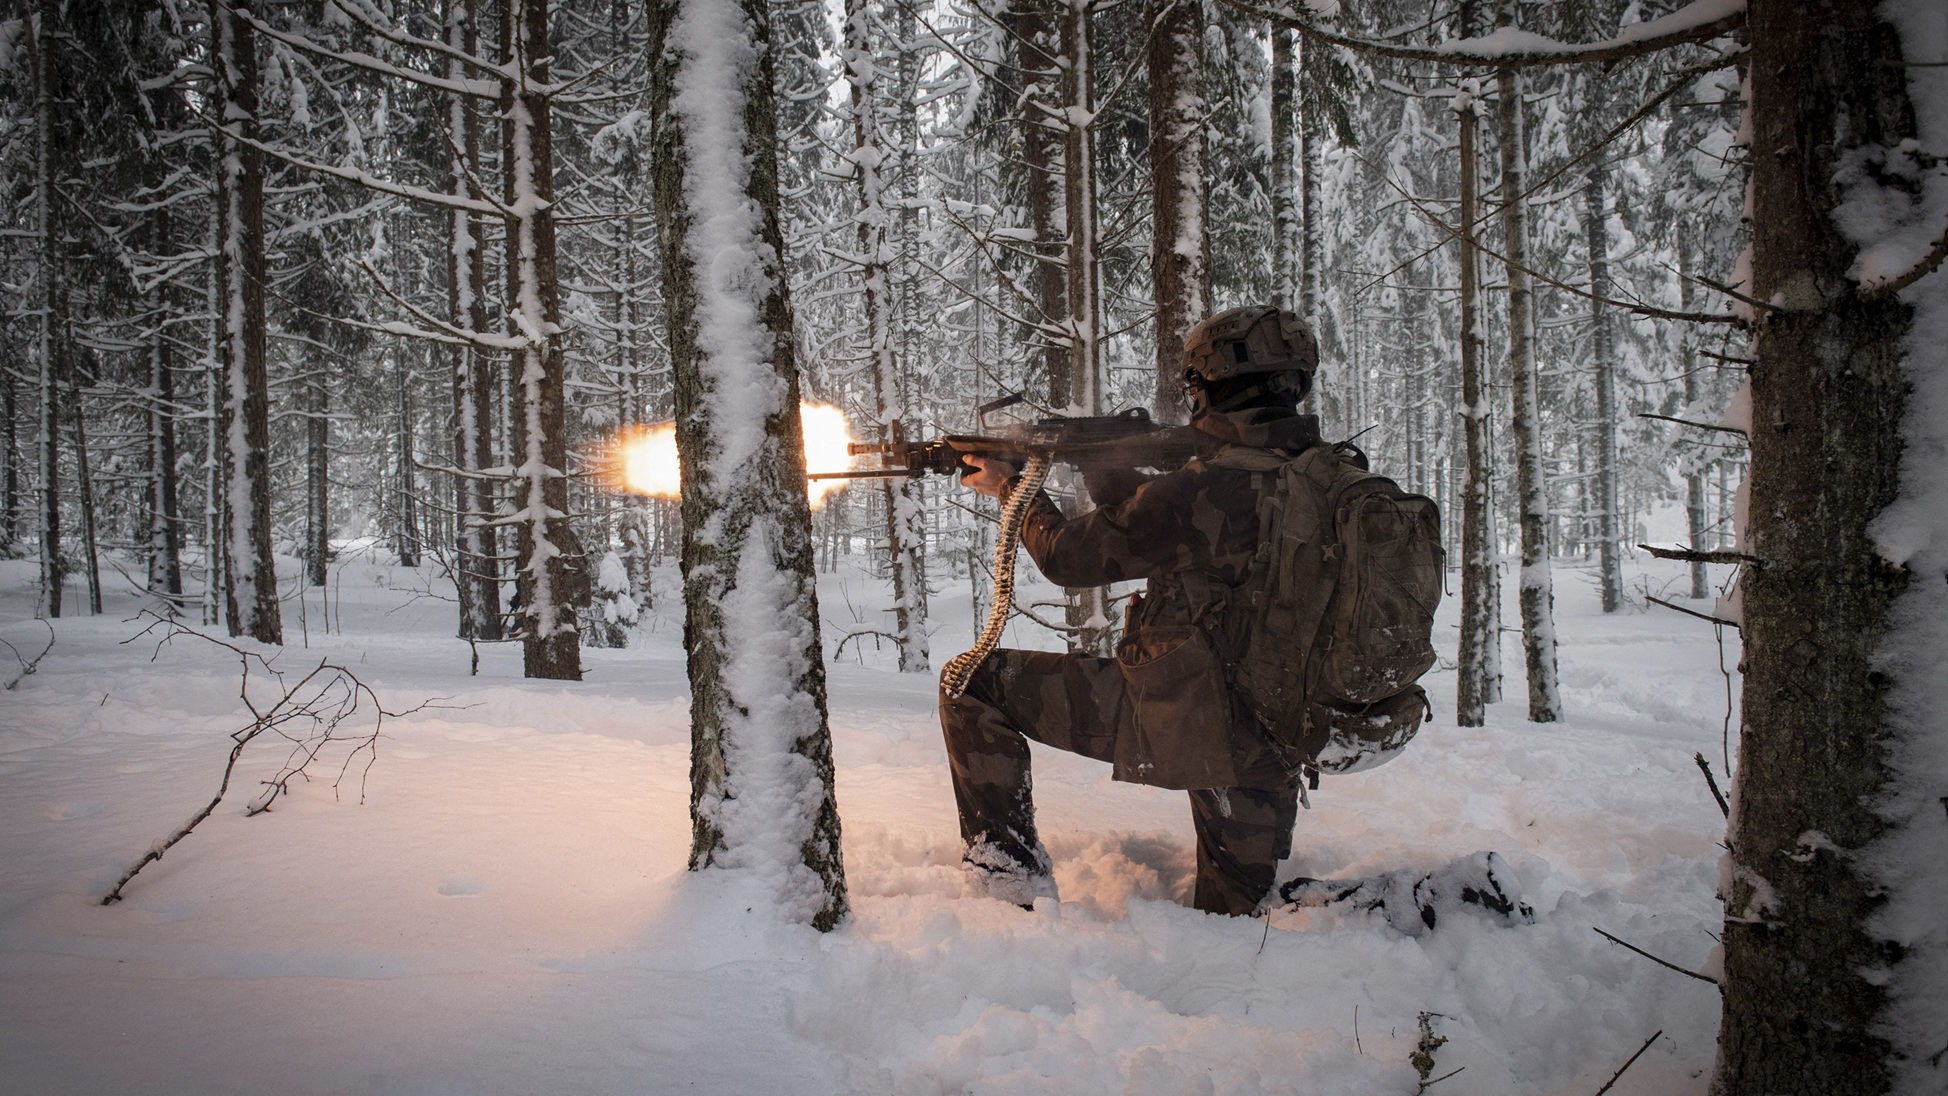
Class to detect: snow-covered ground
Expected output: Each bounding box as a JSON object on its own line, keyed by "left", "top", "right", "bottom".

{"left": 0, "top": 549, "right": 1736, "bottom": 1095}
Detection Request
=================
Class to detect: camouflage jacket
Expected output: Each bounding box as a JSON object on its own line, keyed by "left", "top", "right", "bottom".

{"left": 1017, "top": 407, "right": 1322, "bottom": 788}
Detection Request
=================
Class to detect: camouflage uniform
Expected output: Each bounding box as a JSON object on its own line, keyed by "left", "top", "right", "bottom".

{"left": 941, "top": 407, "right": 1323, "bottom": 915}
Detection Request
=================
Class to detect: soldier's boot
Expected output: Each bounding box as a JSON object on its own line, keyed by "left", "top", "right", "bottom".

{"left": 1190, "top": 785, "right": 1299, "bottom": 915}
{"left": 940, "top": 667, "right": 1058, "bottom": 908}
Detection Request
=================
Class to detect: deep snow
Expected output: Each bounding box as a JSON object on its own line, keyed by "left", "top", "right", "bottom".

{"left": 0, "top": 548, "right": 1736, "bottom": 1095}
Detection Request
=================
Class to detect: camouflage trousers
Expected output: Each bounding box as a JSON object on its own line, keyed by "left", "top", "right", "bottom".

{"left": 941, "top": 648, "right": 1299, "bottom": 916}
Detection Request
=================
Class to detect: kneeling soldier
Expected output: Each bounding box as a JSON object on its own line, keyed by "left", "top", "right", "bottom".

{"left": 943, "top": 305, "right": 1319, "bottom": 915}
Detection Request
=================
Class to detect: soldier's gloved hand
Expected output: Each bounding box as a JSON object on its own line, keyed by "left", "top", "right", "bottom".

{"left": 959, "top": 454, "right": 1021, "bottom": 499}
{"left": 1082, "top": 466, "right": 1147, "bottom": 508}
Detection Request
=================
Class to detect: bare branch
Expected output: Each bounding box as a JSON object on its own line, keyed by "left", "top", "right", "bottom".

{"left": 1638, "top": 543, "right": 1764, "bottom": 567}
{"left": 1647, "top": 593, "right": 1740, "bottom": 630}
{"left": 1594, "top": 1030, "right": 1665, "bottom": 1096}
{"left": 0, "top": 620, "right": 56, "bottom": 690}
{"left": 1594, "top": 927, "right": 1721, "bottom": 985}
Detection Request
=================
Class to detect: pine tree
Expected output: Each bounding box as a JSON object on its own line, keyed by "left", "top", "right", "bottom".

{"left": 647, "top": 0, "right": 847, "bottom": 931}
{"left": 1713, "top": 1, "right": 1933, "bottom": 1090}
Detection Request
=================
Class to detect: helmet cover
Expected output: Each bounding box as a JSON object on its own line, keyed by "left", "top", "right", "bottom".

{"left": 1181, "top": 305, "right": 1319, "bottom": 384}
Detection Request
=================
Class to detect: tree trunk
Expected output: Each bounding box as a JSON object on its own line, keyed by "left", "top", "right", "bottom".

{"left": 1016, "top": 1, "right": 1068, "bottom": 391}
{"left": 648, "top": 0, "right": 847, "bottom": 931}
{"left": 29, "top": 4, "right": 62, "bottom": 620}
{"left": 845, "top": 0, "right": 928, "bottom": 673}
{"left": 1585, "top": 162, "right": 1622, "bottom": 613}
{"left": 1060, "top": 0, "right": 1109, "bottom": 656}
{"left": 1711, "top": 2, "right": 1921, "bottom": 1092}
{"left": 1148, "top": 0, "right": 1207, "bottom": 424}
{"left": 448, "top": 0, "right": 502, "bottom": 639}
{"left": 1679, "top": 234, "right": 1711, "bottom": 600}
{"left": 304, "top": 362, "right": 328, "bottom": 588}
{"left": 66, "top": 352, "right": 101, "bottom": 615}
{"left": 394, "top": 355, "right": 420, "bottom": 568}
{"left": 502, "top": 0, "right": 581, "bottom": 679}
{"left": 1455, "top": 92, "right": 1494, "bottom": 727}
{"left": 1270, "top": 27, "right": 1296, "bottom": 316}
{"left": 209, "top": 0, "right": 281, "bottom": 645}
{"left": 147, "top": 216, "right": 184, "bottom": 602}
{"left": 1494, "top": 61, "right": 1559, "bottom": 722}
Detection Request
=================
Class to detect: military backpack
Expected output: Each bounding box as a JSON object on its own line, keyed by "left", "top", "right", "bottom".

{"left": 1209, "top": 443, "right": 1444, "bottom": 777}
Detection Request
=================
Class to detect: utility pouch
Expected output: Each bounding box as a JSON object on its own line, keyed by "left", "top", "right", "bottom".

{"left": 1114, "top": 625, "right": 1239, "bottom": 790}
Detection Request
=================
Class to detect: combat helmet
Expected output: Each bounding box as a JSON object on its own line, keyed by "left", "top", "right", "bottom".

{"left": 1182, "top": 305, "right": 1318, "bottom": 387}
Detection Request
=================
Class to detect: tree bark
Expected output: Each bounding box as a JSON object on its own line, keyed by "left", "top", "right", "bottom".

{"left": 1148, "top": 0, "right": 1208, "bottom": 424}
{"left": 209, "top": 0, "right": 281, "bottom": 645}
{"left": 1455, "top": 92, "right": 1495, "bottom": 727}
{"left": 1270, "top": 27, "right": 1297, "bottom": 316}
{"left": 1586, "top": 161, "right": 1622, "bottom": 613}
{"left": 29, "top": 3, "right": 62, "bottom": 620}
{"left": 1016, "top": 1, "right": 1069, "bottom": 392}
{"left": 648, "top": 0, "right": 847, "bottom": 931}
{"left": 1711, "top": 2, "right": 1917, "bottom": 1092}
{"left": 1494, "top": 60, "right": 1560, "bottom": 722}
{"left": 502, "top": 0, "right": 581, "bottom": 679}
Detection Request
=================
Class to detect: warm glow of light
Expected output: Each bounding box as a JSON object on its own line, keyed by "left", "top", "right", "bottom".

{"left": 799, "top": 403, "right": 854, "bottom": 509}
{"left": 613, "top": 402, "right": 855, "bottom": 510}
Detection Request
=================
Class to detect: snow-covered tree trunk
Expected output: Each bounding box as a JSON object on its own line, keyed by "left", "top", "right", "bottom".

{"left": 648, "top": 0, "right": 847, "bottom": 931}
{"left": 1585, "top": 161, "right": 1622, "bottom": 612}
{"left": 1147, "top": 0, "right": 1207, "bottom": 423}
{"left": 1016, "top": 1, "right": 1068, "bottom": 388}
{"left": 1713, "top": 1, "right": 1940, "bottom": 1091}
{"left": 1494, "top": 61, "right": 1559, "bottom": 723}
{"left": 844, "top": 0, "right": 928, "bottom": 674}
{"left": 1059, "top": 0, "right": 1110, "bottom": 656}
{"left": 501, "top": 0, "right": 582, "bottom": 680}
{"left": 1455, "top": 89, "right": 1495, "bottom": 727}
{"left": 1270, "top": 26, "right": 1297, "bottom": 316}
{"left": 28, "top": 5, "right": 62, "bottom": 620}
{"left": 208, "top": 0, "right": 281, "bottom": 646}
{"left": 448, "top": 0, "right": 502, "bottom": 641}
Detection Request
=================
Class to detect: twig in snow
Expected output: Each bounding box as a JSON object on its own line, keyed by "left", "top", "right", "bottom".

{"left": 101, "top": 613, "right": 441, "bottom": 905}
{"left": 0, "top": 620, "right": 55, "bottom": 690}
{"left": 1418, "top": 1068, "right": 1464, "bottom": 1091}
{"left": 1695, "top": 753, "right": 1730, "bottom": 818}
{"left": 1593, "top": 927, "right": 1720, "bottom": 986}
{"left": 1592, "top": 1030, "right": 1663, "bottom": 1096}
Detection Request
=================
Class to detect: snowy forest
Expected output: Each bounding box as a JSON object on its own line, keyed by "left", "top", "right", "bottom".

{"left": 1, "top": 0, "right": 1943, "bottom": 1093}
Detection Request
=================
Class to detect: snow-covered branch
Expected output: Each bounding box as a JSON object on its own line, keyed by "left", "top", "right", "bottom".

{"left": 1222, "top": 0, "right": 1746, "bottom": 68}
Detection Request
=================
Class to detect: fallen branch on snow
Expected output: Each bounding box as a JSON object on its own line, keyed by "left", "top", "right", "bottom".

{"left": 1592, "top": 1029, "right": 1663, "bottom": 1096}
{"left": 0, "top": 620, "right": 55, "bottom": 690}
{"left": 100, "top": 613, "right": 443, "bottom": 905}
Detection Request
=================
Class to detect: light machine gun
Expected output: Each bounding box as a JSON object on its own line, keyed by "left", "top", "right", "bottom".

{"left": 807, "top": 396, "right": 1201, "bottom": 484}
{"left": 820, "top": 396, "right": 1201, "bottom": 698}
